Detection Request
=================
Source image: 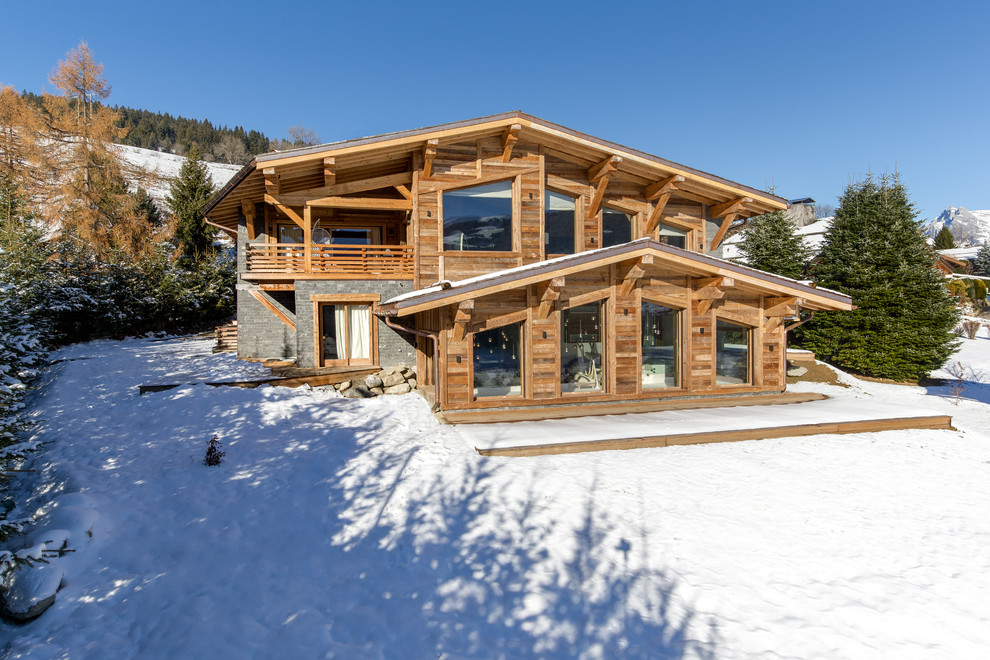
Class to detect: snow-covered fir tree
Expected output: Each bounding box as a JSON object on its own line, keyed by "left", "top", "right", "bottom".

{"left": 973, "top": 242, "right": 990, "bottom": 276}
{"left": 737, "top": 210, "right": 810, "bottom": 279}
{"left": 795, "top": 175, "right": 959, "bottom": 381}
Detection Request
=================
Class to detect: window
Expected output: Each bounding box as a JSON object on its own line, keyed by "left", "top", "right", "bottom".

{"left": 319, "top": 303, "right": 373, "bottom": 366}
{"left": 561, "top": 303, "right": 605, "bottom": 393}
{"left": 443, "top": 180, "right": 513, "bottom": 251}
{"left": 715, "top": 319, "right": 750, "bottom": 385}
{"left": 642, "top": 302, "right": 679, "bottom": 388}
{"left": 545, "top": 190, "right": 577, "bottom": 254}
{"left": 473, "top": 323, "right": 522, "bottom": 398}
{"left": 602, "top": 208, "right": 632, "bottom": 247}
{"left": 329, "top": 227, "right": 381, "bottom": 245}
{"left": 657, "top": 223, "right": 687, "bottom": 249}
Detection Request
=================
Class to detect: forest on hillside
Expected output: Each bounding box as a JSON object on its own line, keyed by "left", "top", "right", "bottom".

{"left": 19, "top": 91, "right": 320, "bottom": 165}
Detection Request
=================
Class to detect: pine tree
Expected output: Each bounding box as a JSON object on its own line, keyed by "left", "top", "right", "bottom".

{"left": 166, "top": 145, "right": 216, "bottom": 260}
{"left": 934, "top": 225, "right": 956, "bottom": 249}
{"left": 972, "top": 242, "right": 990, "bottom": 276}
{"left": 737, "top": 210, "right": 811, "bottom": 279}
{"left": 795, "top": 175, "right": 959, "bottom": 381}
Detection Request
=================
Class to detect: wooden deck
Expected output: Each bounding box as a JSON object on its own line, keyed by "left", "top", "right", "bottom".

{"left": 138, "top": 366, "right": 379, "bottom": 395}
{"left": 441, "top": 392, "right": 826, "bottom": 424}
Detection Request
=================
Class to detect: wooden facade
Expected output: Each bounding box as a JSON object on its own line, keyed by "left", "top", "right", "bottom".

{"left": 204, "top": 112, "right": 853, "bottom": 416}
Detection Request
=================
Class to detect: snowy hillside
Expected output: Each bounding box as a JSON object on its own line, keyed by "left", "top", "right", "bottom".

{"left": 116, "top": 144, "right": 241, "bottom": 210}
{"left": 922, "top": 207, "right": 990, "bottom": 247}
{"left": 2, "top": 336, "right": 990, "bottom": 657}
{"left": 722, "top": 216, "right": 832, "bottom": 260}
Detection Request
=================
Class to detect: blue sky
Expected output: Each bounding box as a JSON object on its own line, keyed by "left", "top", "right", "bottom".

{"left": 3, "top": 0, "right": 987, "bottom": 218}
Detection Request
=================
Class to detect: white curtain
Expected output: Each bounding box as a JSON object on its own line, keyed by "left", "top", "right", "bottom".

{"left": 334, "top": 306, "right": 348, "bottom": 359}
{"left": 348, "top": 305, "right": 370, "bottom": 360}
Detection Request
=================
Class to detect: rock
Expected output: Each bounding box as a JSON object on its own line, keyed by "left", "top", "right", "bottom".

{"left": 384, "top": 383, "right": 411, "bottom": 395}
{"left": 0, "top": 562, "right": 64, "bottom": 623}
{"left": 336, "top": 380, "right": 351, "bottom": 391}
{"left": 407, "top": 378, "right": 417, "bottom": 390}
{"left": 381, "top": 372, "right": 406, "bottom": 388}
{"left": 370, "top": 387, "right": 385, "bottom": 396}
{"left": 400, "top": 367, "right": 415, "bottom": 378}
{"left": 787, "top": 366, "right": 808, "bottom": 377}
{"left": 341, "top": 385, "right": 372, "bottom": 398}
{"left": 379, "top": 366, "right": 403, "bottom": 376}
{"left": 364, "top": 374, "right": 383, "bottom": 389}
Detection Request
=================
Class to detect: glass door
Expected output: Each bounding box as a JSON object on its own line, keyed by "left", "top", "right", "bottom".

{"left": 319, "top": 303, "right": 373, "bottom": 366}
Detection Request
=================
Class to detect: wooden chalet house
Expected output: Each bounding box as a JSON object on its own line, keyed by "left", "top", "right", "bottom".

{"left": 203, "top": 112, "right": 853, "bottom": 416}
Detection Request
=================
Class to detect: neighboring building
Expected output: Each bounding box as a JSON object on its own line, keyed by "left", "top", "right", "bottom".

{"left": 203, "top": 112, "right": 852, "bottom": 416}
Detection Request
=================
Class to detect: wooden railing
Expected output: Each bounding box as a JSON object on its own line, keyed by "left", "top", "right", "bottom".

{"left": 245, "top": 243, "right": 414, "bottom": 276}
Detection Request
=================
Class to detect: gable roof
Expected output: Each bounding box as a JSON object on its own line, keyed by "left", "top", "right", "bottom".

{"left": 377, "top": 238, "right": 853, "bottom": 317}
{"left": 203, "top": 111, "right": 787, "bottom": 229}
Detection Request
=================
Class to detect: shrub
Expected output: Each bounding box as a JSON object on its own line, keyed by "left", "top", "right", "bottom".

{"left": 203, "top": 435, "right": 225, "bottom": 467}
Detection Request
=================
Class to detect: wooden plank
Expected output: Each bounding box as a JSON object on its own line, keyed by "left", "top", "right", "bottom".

{"left": 476, "top": 414, "right": 954, "bottom": 457}
{"left": 267, "top": 194, "right": 413, "bottom": 211}
{"left": 275, "top": 172, "right": 413, "bottom": 201}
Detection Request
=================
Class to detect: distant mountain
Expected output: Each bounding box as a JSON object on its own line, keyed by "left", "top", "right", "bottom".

{"left": 921, "top": 207, "right": 990, "bottom": 247}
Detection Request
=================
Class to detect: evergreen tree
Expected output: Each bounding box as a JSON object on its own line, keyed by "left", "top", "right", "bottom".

{"left": 972, "top": 242, "right": 990, "bottom": 276}
{"left": 737, "top": 210, "right": 811, "bottom": 279}
{"left": 795, "top": 175, "right": 959, "bottom": 381}
{"left": 166, "top": 145, "right": 216, "bottom": 260}
{"left": 934, "top": 225, "right": 956, "bottom": 249}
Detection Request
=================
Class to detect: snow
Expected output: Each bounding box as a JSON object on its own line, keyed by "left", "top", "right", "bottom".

{"left": 116, "top": 144, "right": 241, "bottom": 208}
{"left": 2, "top": 335, "right": 990, "bottom": 657}
{"left": 922, "top": 206, "right": 990, "bottom": 247}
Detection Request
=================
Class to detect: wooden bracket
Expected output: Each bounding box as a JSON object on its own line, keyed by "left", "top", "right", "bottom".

{"left": 764, "top": 296, "right": 801, "bottom": 318}
{"left": 709, "top": 196, "right": 752, "bottom": 218}
{"left": 537, "top": 277, "right": 565, "bottom": 319}
{"left": 249, "top": 289, "right": 296, "bottom": 332}
{"left": 693, "top": 276, "right": 731, "bottom": 315}
{"left": 501, "top": 124, "right": 521, "bottom": 162}
{"left": 617, "top": 256, "right": 651, "bottom": 296}
{"left": 394, "top": 184, "right": 412, "bottom": 200}
{"left": 263, "top": 167, "right": 280, "bottom": 196}
{"left": 323, "top": 157, "right": 336, "bottom": 187}
{"left": 241, "top": 200, "right": 256, "bottom": 240}
{"left": 423, "top": 139, "right": 438, "bottom": 178}
{"left": 588, "top": 155, "right": 621, "bottom": 184}
{"left": 764, "top": 316, "right": 783, "bottom": 333}
{"left": 588, "top": 173, "right": 610, "bottom": 219}
{"left": 266, "top": 199, "right": 305, "bottom": 230}
{"left": 451, "top": 299, "right": 474, "bottom": 342}
{"left": 644, "top": 175, "right": 684, "bottom": 234}
{"left": 708, "top": 211, "right": 740, "bottom": 252}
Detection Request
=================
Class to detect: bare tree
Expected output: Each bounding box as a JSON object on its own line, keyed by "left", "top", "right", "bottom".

{"left": 215, "top": 134, "right": 249, "bottom": 165}
{"left": 286, "top": 125, "right": 321, "bottom": 147}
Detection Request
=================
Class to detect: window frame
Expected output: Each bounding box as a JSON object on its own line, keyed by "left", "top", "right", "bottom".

{"left": 310, "top": 294, "right": 380, "bottom": 367}
{"left": 470, "top": 320, "right": 525, "bottom": 400}
{"left": 640, "top": 298, "right": 683, "bottom": 391}
{"left": 714, "top": 317, "right": 753, "bottom": 387}
{"left": 559, "top": 298, "right": 609, "bottom": 396}
{"left": 543, "top": 186, "right": 581, "bottom": 257}
{"left": 440, "top": 178, "right": 518, "bottom": 254}
{"left": 601, "top": 206, "right": 635, "bottom": 248}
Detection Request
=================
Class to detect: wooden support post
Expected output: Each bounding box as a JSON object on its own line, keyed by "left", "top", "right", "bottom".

{"left": 537, "top": 277, "right": 565, "bottom": 319}
{"left": 303, "top": 205, "right": 313, "bottom": 273}
{"left": 709, "top": 211, "right": 740, "bottom": 252}
{"left": 324, "top": 157, "right": 336, "bottom": 187}
{"left": 617, "top": 256, "right": 650, "bottom": 296}
{"left": 263, "top": 167, "right": 280, "bottom": 196}
{"left": 242, "top": 200, "right": 256, "bottom": 240}
{"left": 708, "top": 196, "right": 752, "bottom": 251}
{"left": 423, "top": 139, "right": 438, "bottom": 178}
{"left": 588, "top": 172, "right": 610, "bottom": 219}
{"left": 644, "top": 176, "right": 683, "bottom": 234}
{"left": 501, "top": 124, "right": 521, "bottom": 162}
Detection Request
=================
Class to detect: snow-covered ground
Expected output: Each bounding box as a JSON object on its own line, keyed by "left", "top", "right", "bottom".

{"left": 2, "top": 333, "right": 990, "bottom": 658}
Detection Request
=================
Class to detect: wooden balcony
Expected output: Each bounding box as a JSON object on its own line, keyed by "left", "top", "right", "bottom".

{"left": 244, "top": 243, "right": 414, "bottom": 280}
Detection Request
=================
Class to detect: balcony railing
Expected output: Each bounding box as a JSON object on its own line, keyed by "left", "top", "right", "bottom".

{"left": 245, "top": 243, "right": 414, "bottom": 276}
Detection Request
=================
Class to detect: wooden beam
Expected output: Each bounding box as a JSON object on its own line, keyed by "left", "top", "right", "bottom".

{"left": 394, "top": 184, "right": 412, "bottom": 200}
{"left": 471, "top": 307, "right": 530, "bottom": 334}
{"left": 536, "top": 277, "right": 565, "bottom": 319}
{"left": 275, "top": 172, "right": 414, "bottom": 202}
{"left": 263, "top": 167, "right": 279, "bottom": 196}
{"left": 324, "top": 157, "right": 336, "bottom": 187}
{"left": 645, "top": 196, "right": 671, "bottom": 234}
{"left": 645, "top": 175, "right": 684, "bottom": 201}
{"left": 588, "top": 172, "right": 610, "bottom": 219}
{"left": 452, "top": 299, "right": 474, "bottom": 343}
{"left": 417, "top": 165, "right": 540, "bottom": 194}
{"left": 303, "top": 206, "right": 313, "bottom": 273}
{"left": 267, "top": 193, "right": 413, "bottom": 211}
{"left": 423, "top": 139, "right": 438, "bottom": 178}
{"left": 709, "top": 196, "right": 752, "bottom": 218}
{"left": 764, "top": 316, "right": 783, "bottom": 333}
{"left": 268, "top": 200, "right": 305, "bottom": 230}
{"left": 587, "top": 155, "right": 621, "bottom": 183}
{"left": 259, "top": 283, "right": 295, "bottom": 291}
{"left": 764, "top": 296, "right": 802, "bottom": 317}
{"left": 694, "top": 276, "right": 729, "bottom": 315}
{"left": 242, "top": 200, "right": 256, "bottom": 240}
{"left": 501, "top": 124, "right": 521, "bottom": 162}
{"left": 249, "top": 289, "right": 296, "bottom": 332}
{"left": 617, "top": 258, "right": 649, "bottom": 296}
{"left": 709, "top": 211, "right": 740, "bottom": 252}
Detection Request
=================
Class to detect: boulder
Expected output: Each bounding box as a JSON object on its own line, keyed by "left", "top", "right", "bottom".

{"left": 381, "top": 372, "right": 406, "bottom": 388}
{"left": 787, "top": 366, "right": 808, "bottom": 377}
{"left": 379, "top": 366, "right": 403, "bottom": 376}
{"left": 370, "top": 387, "right": 385, "bottom": 396}
{"left": 336, "top": 380, "right": 352, "bottom": 391}
{"left": 384, "top": 383, "right": 411, "bottom": 395}
{"left": 407, "top": 378, "right": 417, "bottom": 390}
{"left": 364, "top": 374, "right": 384, "bottom": 389}
{"left": 0, "top": 562, "right": 64, "bottom": 623}
{"left": 400, "top": 367, "right": 415, "bottom": 378}
{"left": 341, "top": 385, "right": 372, "bottom": 399}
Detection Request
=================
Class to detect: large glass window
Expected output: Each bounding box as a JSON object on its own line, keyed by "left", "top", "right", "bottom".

{"left": 320, "top": 303, "right": 372, "bottom": 366}
{"left": 279, "top": 225, "right": 303, "bottom": 243}
{"left": 602, "top": 208, "right": 633, "bottom": 247}
{"left": 715, "top": 319, "right": 750, "bottom": 385}
{"left": 443, "top": 180, "right": 513, "bottom": 251}
{"left": 642, "top": 302, "right": 679, "bottom": 389}
{"left": 561, "top": 303, "right": 605, "bottom": 393}
{"left": 329, "top": 227, "right": 381, "bottom": 245}
{"left": 545, "top": 190, "right": 576, "bottom": 255}
{"left": 657, "top": 223, "right": 687, "bottom": 249}
{"left": 473, "top": 323, "right": 522, "bottom": 398}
